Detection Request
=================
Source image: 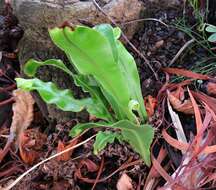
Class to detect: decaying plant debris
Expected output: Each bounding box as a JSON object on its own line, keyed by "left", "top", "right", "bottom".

{"left": 1, "top": 0, "right": 216, "bottom": 190}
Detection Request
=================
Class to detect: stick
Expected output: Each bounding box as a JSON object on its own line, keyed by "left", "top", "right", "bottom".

{"left": 3, "top": 135, "right": 96, "bottom": 190}
{"left": 169, "top": 39, "right": 195, "bottom": 66}
{"left": 122, "top": 18, "right": 169, "bottom": 28}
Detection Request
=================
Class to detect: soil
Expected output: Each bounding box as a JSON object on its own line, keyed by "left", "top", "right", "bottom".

{"left": 0, "top": 1, "right": 215, "bottom": 190}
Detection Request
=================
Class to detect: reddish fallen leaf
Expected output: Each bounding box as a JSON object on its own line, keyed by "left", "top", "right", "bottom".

{"left": 19, "top": 128, "right": 47, "bottom": 164}
{"left": 168, "top": 90, "right": 194, "bottom": 115}
{"left": 162, "top": 67, "right": 209, "bottom": 80}
{"left": 56, "top": 138, "right": 79, "bottom": 161}
{"left": 80, "top": 159, "right": 99, "bottom": 172}
{"left": 162, "top": 129, "right": 189, "bottom": 152}
{"left": 191, "top": 91, "right": 216, "bottom": 114}
{"left": 152, "top": 154, "right": 173, "bottom": 184}
{"left": 0, "top": 163, "right": 23, "bottom": 178}
{"left": 205, "top": 82, "right": 216, "bottom": 97}
{"left": 188, "top": 88, "right": 203, "bottom": 153}
{"left": 171, "top": 86, "right": 185, "bottom": 101}
{"left": 163, "top": 125, "right": 216, "bottom": 155}
{"left": 144, "top": 95, "right": 157, "bottom": 117}
{"left": 75, "top": 158, "right": 99, "bottom": 183}
{"left": 144, "top": 147, "right": 167, "bottom": 189}
{"left": 204, "top": 103, "right": 216, "bottom": 122}
{"left": 157, "top": 79, "right": 193, "bottom": 103}
{"left": 75, "top": 158, "right": 141, "bottom": 184}
{"left": 117, "top": 173, "right": 133, "bottom": 190}
{"left": 0, "top": 97, "right": 14, "bottom": 106}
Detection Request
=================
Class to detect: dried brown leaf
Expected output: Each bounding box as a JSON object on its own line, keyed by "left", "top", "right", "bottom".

{"left": 171, "top": 86, "right": 185, "bottom": 101}
{"left": 19, "top": 128, "right": 47, "bottom": 164}
{"left": 144, "top": 95, "right": 157, "bottom": 117}
{"left": 117, "top": 173, "right": 134, "bottom": 190}
{"left": 206, "top": 82, "right": 216, "bottom": 97}
{"left": 56, "top": 138, "right": 78, "bottom": 161}
{"left": 168, "top": 91, "right": 194, "bottom": 114}
{"left": 0, "top": 89, "right": 35, "bottom": 162}
{"left": 11, "top": 89, "right": 35, "bottom": 141}
{"left": 162, "top": 67, "right": 209, "bottom": 80}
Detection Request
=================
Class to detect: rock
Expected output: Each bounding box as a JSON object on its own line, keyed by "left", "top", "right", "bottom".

{"left": 11, "top": 0, "right": 144, "bottom": 123}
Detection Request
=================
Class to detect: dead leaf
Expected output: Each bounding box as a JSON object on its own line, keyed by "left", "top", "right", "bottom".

{"left": 167, "top": 98, "right": 187, "bottom": 152}
{"left": 191, "top": 91, "right": 216, "bottom": 114}
{"left": 11, "top": 89, "right": 35, "bottom": 141}
{"left": 144, "top": 95, "right": 157, "bottom": 117}
{"left": 75, "top": 158, "right": 99, "bottom": 183}
{"left": 19, "top": 128, "right": 47, "bottom": 164}
{"left": 162, "top": 68, "right": 209, "bottom": 80}
{"left": 188, "top": 88, "right": 202, "bottom": 139}
{"left": 0, "top": 89, "right": 35, "bottom": 162}
{"left": 56, "top": 138, "right": 78, "bottom": 161}
{"left": 117, "top": 173, "right": 133, "bottom": 190}
{"left": 144, "top": 147, "right": 167, "bottom": 190}
{"left": 206, "top": 82, "right": 216, "bottom": 97}
{"left": 168, "top": 90, "right": 194, "bottom": 114}
{"left": 171, "top": 86, "right": 185, "bottom": 101}
{"left": 80, "top": 159, "right": 99, "bottom": 172}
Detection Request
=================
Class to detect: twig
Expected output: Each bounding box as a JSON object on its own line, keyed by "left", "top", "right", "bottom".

{"left": 0, "top": 135, "right": 14, "bottom": 163}
{"left": 169, "top": 39, "right": 195, "bottom": 66}
{"left": 0, "top": 97, "right": 14, "bottom": 107}
{"left": 122, "top": 18, "right": 169, "bottom": 28}
{"left": 3, "top": 135, "right": 96, "bottom": 190}
{"left": 92, "top": 0, "right": 158, "bottom": 80}
{"left": 91, "top": 157, "right": 104, "bottom": 190}
{"left": 0, "top": 84, "right": 16, "bottom": 93}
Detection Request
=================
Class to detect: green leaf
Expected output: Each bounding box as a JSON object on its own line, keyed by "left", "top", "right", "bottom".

{"left": 116, "top": 40, "right": 147, "bottom": 121}
{"left": 206, "top": 25, "right": 216, "bottom": 33}
{"left": 70, "top": 120, "right": 154, "bottom": 166}
{"left": 93, "top": 131, "right": 122, "bottom": 155}
{"left": 95, "top": 25, "right": 147, "bottom": 121}
{"left": 94, "top": 24, "right": 119, "bottom": 62}
{"left": 208, "top": 33, "right": 216, "bottom": 42}
{"left": 16, "top": 78, "right": 92, "bottom": 112}
{"left": 23, "top": 58, "right": 112, "bottom": 121}
{"left": 49, "top": 25, "right": 137, "bottom": 122}
{"left": 113, "top": 27, "right": 121, "bottom": 40}
{"left": 74, "top": 75, "right": 113, "bottom": 121}
{"left": 24, "top": 59, "right": 74, "bottom": 77}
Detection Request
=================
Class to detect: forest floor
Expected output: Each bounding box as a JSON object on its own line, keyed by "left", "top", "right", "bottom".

{"left": 1, "top": 1, "right": 216, "bottom": 190}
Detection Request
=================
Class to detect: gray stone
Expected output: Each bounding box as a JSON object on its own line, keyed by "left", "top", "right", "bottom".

{"left": 11, "top": 0, "right": 144, "bottom": 122}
